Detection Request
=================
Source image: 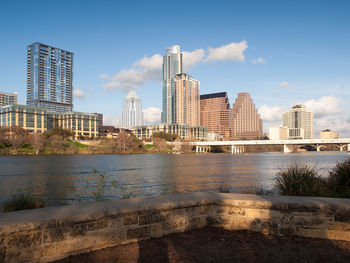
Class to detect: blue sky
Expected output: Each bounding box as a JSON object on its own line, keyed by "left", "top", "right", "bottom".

{"left": 1, "top": 0, "right": 350, "bottom": 136}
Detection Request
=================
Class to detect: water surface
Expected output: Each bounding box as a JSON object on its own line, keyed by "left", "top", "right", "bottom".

{"left": 0, "top": 152, "right": 348, "bottom": 205}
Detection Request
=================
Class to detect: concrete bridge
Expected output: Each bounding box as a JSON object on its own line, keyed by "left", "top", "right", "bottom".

{"left": 171, "top": 138, "right": 350, "bottom": 154}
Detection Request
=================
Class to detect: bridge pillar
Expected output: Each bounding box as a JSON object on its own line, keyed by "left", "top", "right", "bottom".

{"left": 231, "top": 145, "right": 234, "bottom": 154}
{"left": 283, "top": 144, "right": 293, "bottom": 153}
{"left": 348, "top": 144, "right": 350, "bottom": 152}
{"left": 196, "top": 146, "right": 198, "bottom": 153}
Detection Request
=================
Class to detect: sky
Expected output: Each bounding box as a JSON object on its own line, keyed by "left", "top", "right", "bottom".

{"left": 0, "top": 0, "right": 350, "bottom": 137}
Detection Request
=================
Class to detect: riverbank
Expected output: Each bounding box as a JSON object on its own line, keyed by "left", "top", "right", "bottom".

{"left": 55, "top": 226, "right": 350, "bottom": 263}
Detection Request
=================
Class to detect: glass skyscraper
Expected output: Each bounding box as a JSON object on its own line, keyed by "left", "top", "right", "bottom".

{"left": 122, "top": 90, "right": 143, "bottom": 127}
{"left": 162, "top": 45, "right": 183, "bottom": 124}
{"left": 27, "top": 42, "right": 73, "bottom": 113}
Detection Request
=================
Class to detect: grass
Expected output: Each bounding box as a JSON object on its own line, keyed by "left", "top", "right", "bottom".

{"left": 1, "top": 194, "right": 45, "bottom": 213}
{"left": 68, "top": 141, "right": 89, "bottom": 149}
{"left": 275, "top": 158, "right": 350, "bottom": 198}
{"left": 274, "top": 164, "right": 326, "bottom": 197}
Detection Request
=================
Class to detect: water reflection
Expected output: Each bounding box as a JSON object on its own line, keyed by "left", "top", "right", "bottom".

{"left": 0, "top": 152, "right": 348, "bottom": 205}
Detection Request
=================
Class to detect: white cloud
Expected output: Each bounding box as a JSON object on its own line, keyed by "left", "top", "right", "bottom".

{"left": 100, "top": 41, "right": 251, "bottom": 91}
{"left": 304, "top": 96, "right": 342, "bottom": 118}
{"left": 279, "top": 81, "right": 289, "bottom": 88}
{"left": 103, "top": 115, "right": 121, "bottom": 126}
{"left": 100, "top": 54, "right": 163, "bottom": 92}
{"left": 143, "top": 107, "right": 161, "bottom": 124}
{"left": 73, "top": 89, "right": 86, "bottom": 99}
{"left": 258, "top": 104, "right": 285, "bottom": 122}
{"left": 204, "top": 41, "right": 248, "bottom": 62}
{"left": 182, "top": 49, "right": 205, "bottom": 71}
{"left": 252, "top": 57, "right": 266, "bottom": 64}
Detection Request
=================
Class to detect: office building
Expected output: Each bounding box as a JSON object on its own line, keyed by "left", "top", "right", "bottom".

{"left": 200, "top": 92, "right": 230, "bottom": 140}
{"left": 269, "top": 126, "right": 288, "bottom": 140}
{"left": 175, "top": 73, "right": 200, "bottom": 126}
{"left": 0, "top": 92, "right": 17, "bottom": 106}
{"left": 282, "top": 103, "right": 313, "bottom": 139}
{"left": 162, "top": 45, "right": 183, "bottom": 124}
{"left": 27, "top": 42, "right": 73, "bottom": 112}
{"left": 122, "top": 90, "right": 143, "bottom": 127}
{"left": 229, "top": 92, "right": 263, "bottom": 140}
{"left": 320, "top": 129, "right": 338, "bottom": 139}
{"left": 130, "top": 124, "right": 207, "bottom": 141}
{"left": 0, "top": 104, "right": 99, "bottom": 138}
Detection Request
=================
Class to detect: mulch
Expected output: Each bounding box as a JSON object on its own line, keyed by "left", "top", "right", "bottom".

{"left": 55, "top": 226, "right": 350, "bottom": 263}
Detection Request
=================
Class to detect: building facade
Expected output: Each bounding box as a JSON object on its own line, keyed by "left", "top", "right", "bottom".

{"left": 0, "top": 104, "right": 99, "bottom": 138}
{"left": 130, "top": 124, "right": 207, "bottom": 141}
{"left": 268, "top": 126, "right": 288, "bottom": 140}
{"left": 0, "top": 92, "right": 17, "bottom": 106}
{"left": 175, "top": 73, "right": 200, "bottom": 126}
{"left": 229, "top": 92, "right": 263, "bottom": 140}
{"left": 282, "top": 103, "right": 313, "bottom": 139}
{"left": 200, "top": 92, "right": 230, "bottom": 140}
{"left": 122, "top": 90, "right": 143, "bottom": 127}
{"left": 320, "top": 129, "right": 338, "bottom": 139}
{"left": 162, "top": 45, "right": 183, "bottom": 124}
{"left": 27, "top": 42, "right": 73, "bottom": 113}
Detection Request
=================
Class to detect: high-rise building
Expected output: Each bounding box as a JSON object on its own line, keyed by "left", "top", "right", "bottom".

{"left": 0, "top": 92, "right": 17, "bottom": 106}
{"left": 200, "top": 92, "right": 230, "bottom": 139}
{"left": 174, "top": 73, "right": 200, "bottom": 126}
{"left": 282, "top": 103, "right": 313, "bottom": 139}
{"left": 229, "top": 92, "right": 263, "bottom": 140}
{"left": 27, "top": 42, "right": 73, "bottom": 113}
{"left": 162, "top": 45, "right": 183, "bottom": 124}
{"left": 122, "top": 90, "right": 143, "bottom": 127}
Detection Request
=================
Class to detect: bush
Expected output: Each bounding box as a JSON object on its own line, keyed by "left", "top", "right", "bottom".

{"left": 1, "top": 195, "right": 45, "bottom": 213}
{"left": 274, "top": 164, "right": 326, "bottom": 197}
{"left": 328, "top": 158, "right": 350, "bottom": 198}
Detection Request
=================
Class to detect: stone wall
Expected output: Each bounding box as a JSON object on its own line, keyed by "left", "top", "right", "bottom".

{"left": 0, "top": 192, "right": 350, "bottom": 263}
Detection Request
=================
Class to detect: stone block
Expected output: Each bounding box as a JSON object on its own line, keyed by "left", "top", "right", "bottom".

{"left": 123, "top": 213, "right": 139, "bottom": 225}
{"left": 227, "top": 207, "right": 246, "bottom": 216}
{"left": 139, "top": 210, "right": 171, "bottom": 225}
{"left": 43, "top": 228, "right": 66, "bottom": 243}
{"left": 246, "top": 209, "right": 282, "bottom": 220}
{"left": 7, "top": 231, "right": 42, "bottom": 249}
{"left": 127, "top": 226, "right": 151, "bottom": 239}
{"left": 326, "top": 229, "right": 350, "bottom": 241}
{"left": 87, "top": 220, "right": 109, "bottom": 232}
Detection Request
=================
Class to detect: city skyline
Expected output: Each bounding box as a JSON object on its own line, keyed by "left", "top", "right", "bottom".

{"left": 1, "top": 1, "right": 349, "bottom": 137}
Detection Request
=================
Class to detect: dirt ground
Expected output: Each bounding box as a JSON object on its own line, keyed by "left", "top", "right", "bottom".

{"left": 56, "top": 227, "right": 350, "bottom": 263}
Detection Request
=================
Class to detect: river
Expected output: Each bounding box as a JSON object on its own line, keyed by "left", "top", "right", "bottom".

{"left": 0, "top": 152, "right": 348, "bottom": 205}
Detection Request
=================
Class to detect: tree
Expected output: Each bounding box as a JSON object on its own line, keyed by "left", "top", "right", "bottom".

{"left": 153, "top": 137, "right": 168, "bottom": 153}
{"left": 115, "top": 131, "right": 139, "bottom": 152}
{"left": 30, "top": 133, "right": 47, "bottom": 155}
{"left": 45, "top": 128, "right": 74, "bottom": 140}
{"left": 153, "top": 132, "right": 178, "bottom": 142}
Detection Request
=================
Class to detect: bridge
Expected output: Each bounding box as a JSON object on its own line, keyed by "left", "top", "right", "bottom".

{"left": 171, "top": 138, "right": 350, "bottom": 153}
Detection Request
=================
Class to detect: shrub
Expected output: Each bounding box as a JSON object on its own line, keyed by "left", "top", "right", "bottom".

{"left": 328, "top": 158, "right": 350, "bottom": 198}
{"left": 274, "top": 164, "right": 326, "bottom": 197}
{"left": 84, "top": 169, "right": 132, "bottom": 201}
{"left": 1, "top": 195, "right": 45, "bottom": 213}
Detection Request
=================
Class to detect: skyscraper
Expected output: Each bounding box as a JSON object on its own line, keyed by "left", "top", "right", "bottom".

{"left": 122, "top": 90, "right": 143, "bottom": 127}
{"left": 229, "top": 92, "right": 263, "bottom": 140}
{"left": 175, "top": 73, "right": 200, "bottom": 126}
{"left": 0, "top": 92, "right": 17, "bottom": 106}
{"left": 282, "top": 103, "right": 313, "bottom": 139}
{"left": 162, "top": 45, "right": 183, "bottom": 124}
{"left": 27, "top": 42, "right": 73, "bottom": 113}
{"left": 200, "top": 92, "right": 230, "bottom": 139}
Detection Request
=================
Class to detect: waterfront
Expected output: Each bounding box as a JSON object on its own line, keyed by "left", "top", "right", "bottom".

{"left": 0, "top": 151, "right": 348, "bottom": 206}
